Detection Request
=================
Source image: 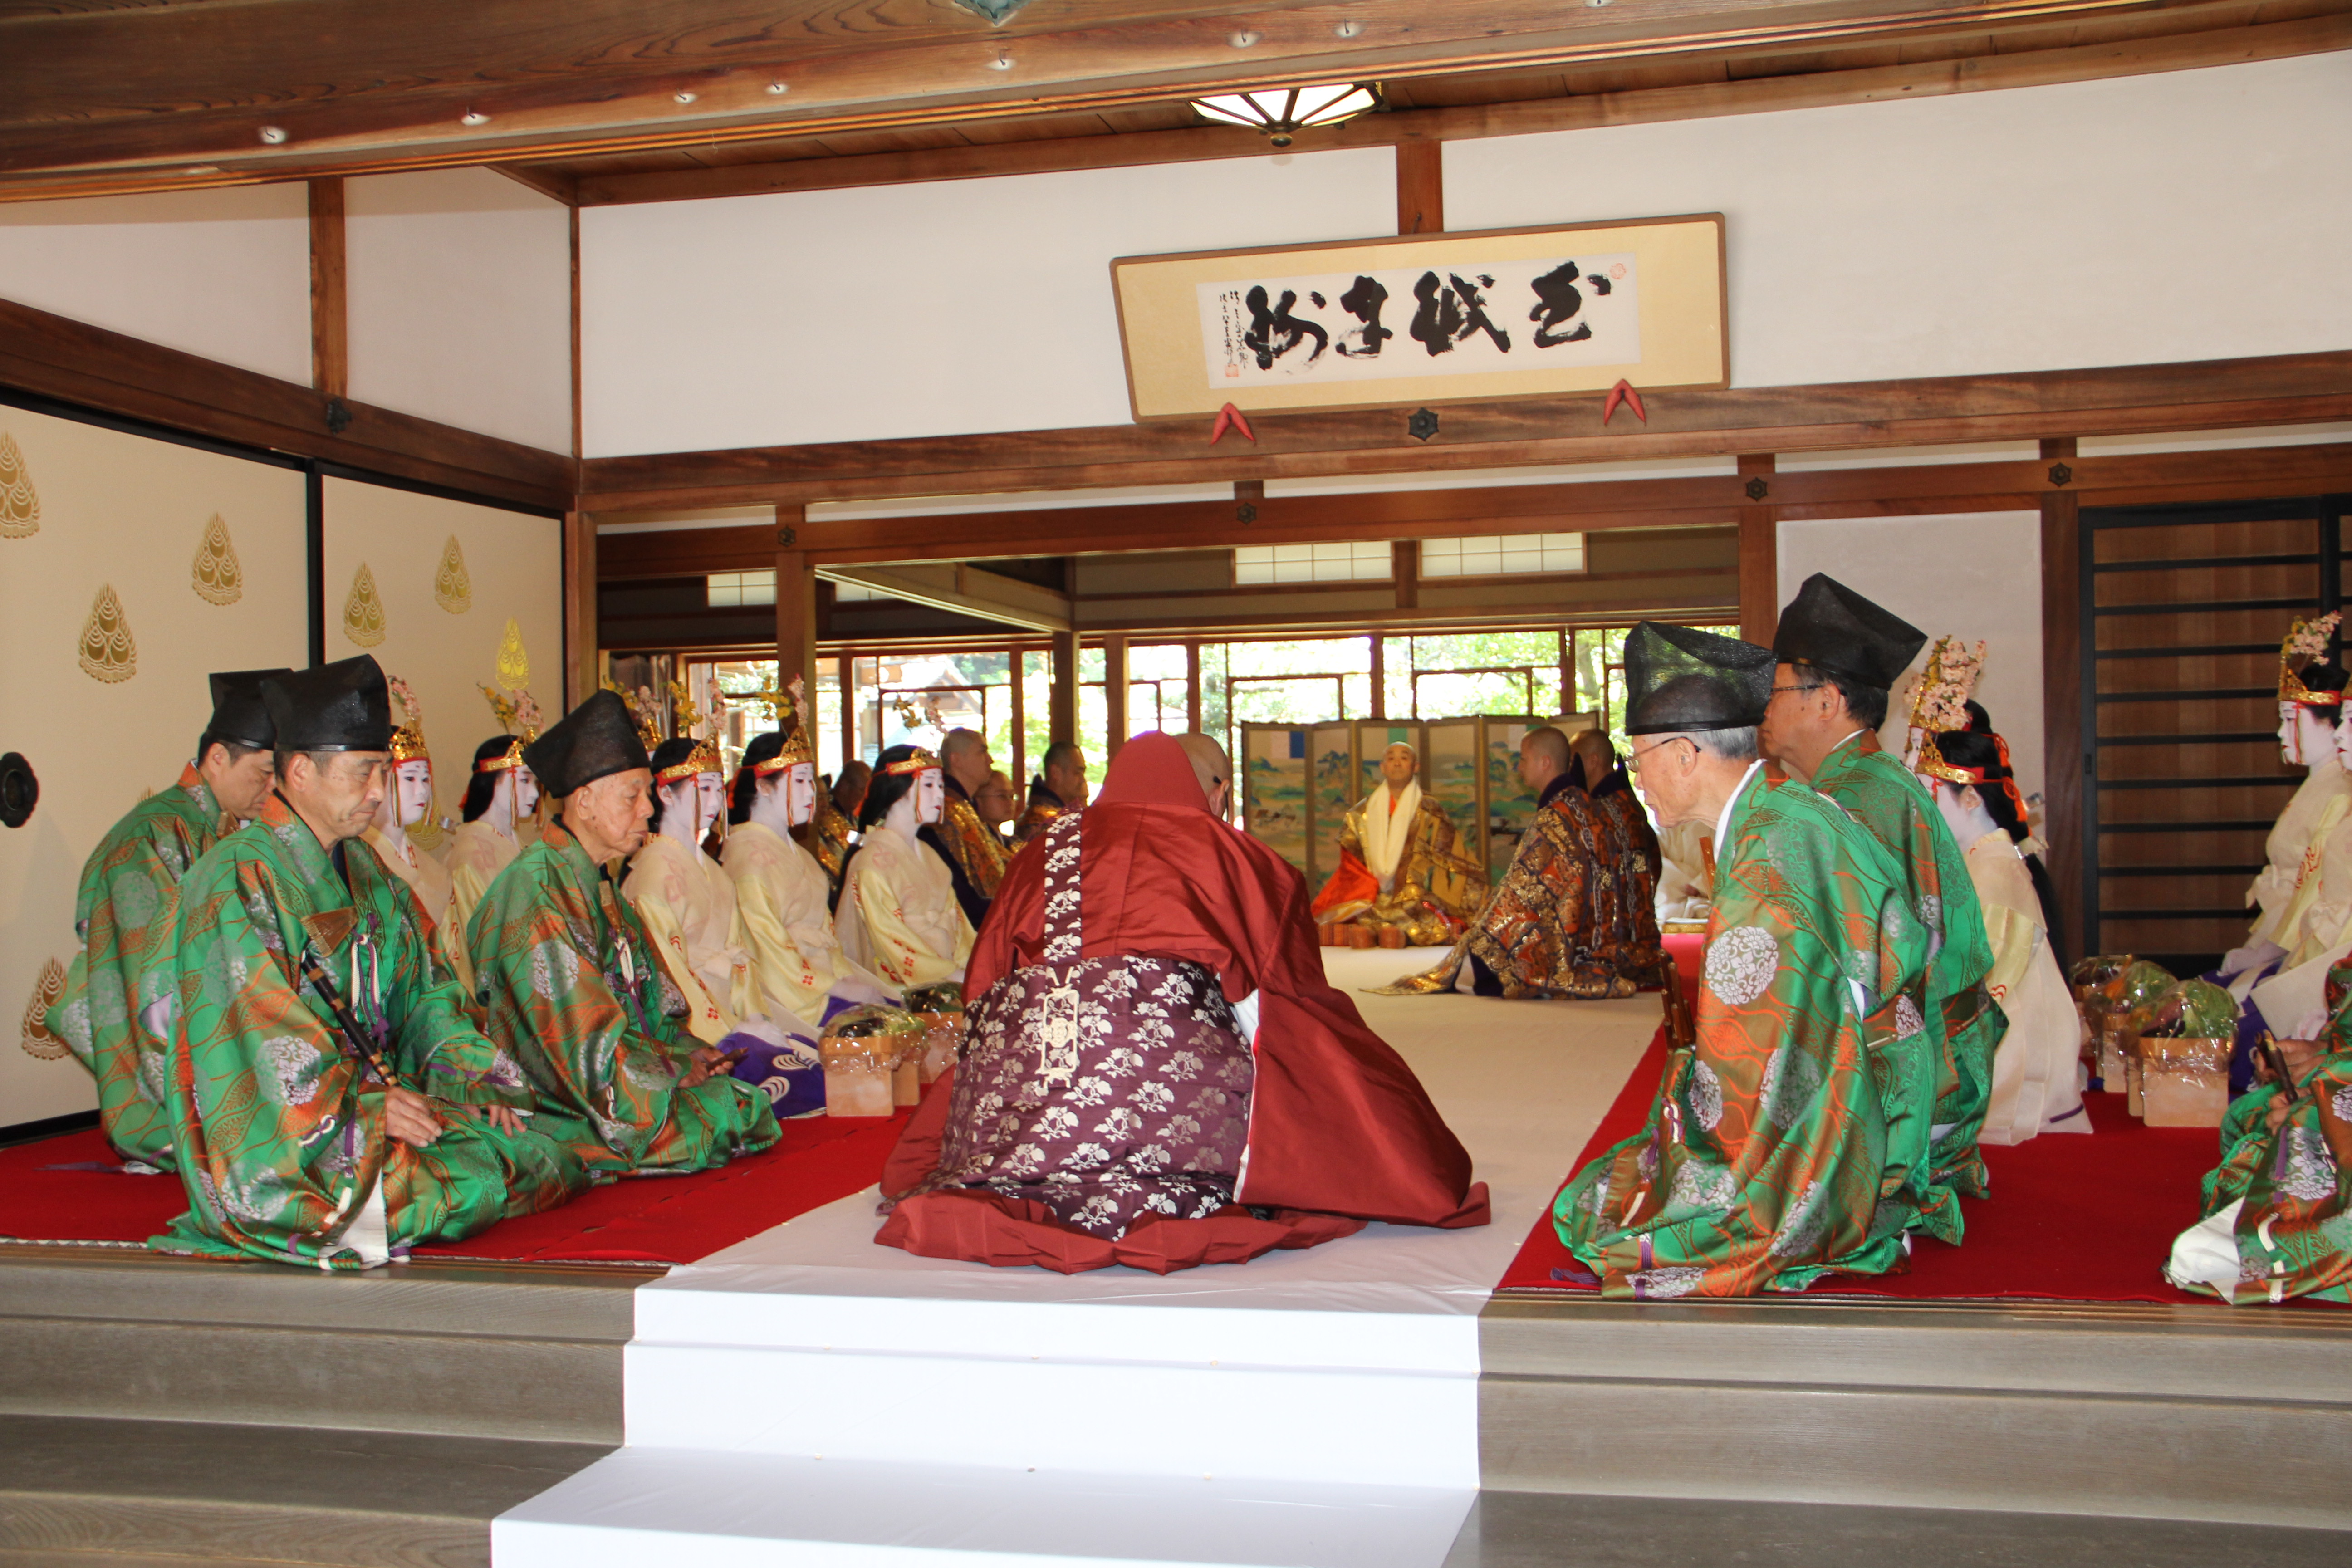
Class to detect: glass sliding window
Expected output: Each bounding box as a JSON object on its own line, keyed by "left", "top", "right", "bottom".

{"left": 1418, "top": 533, "right": 1586, "bottom": 578}
{"left": 1234, "top": 541, "right": 1392, "bottom": 585}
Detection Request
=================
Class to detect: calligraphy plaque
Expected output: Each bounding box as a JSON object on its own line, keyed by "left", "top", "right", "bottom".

{"left": 1111, "top": 215, "right": 1726, "bottom": 421}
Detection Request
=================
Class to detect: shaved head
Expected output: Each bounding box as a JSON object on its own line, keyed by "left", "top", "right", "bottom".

{"left": 940, "top": 729, "right": 987, "bottom": 762}
{"left": 1570, "top": 728, "right": 1616, "bottom": 782}
{"left": 1175, "top": 732, "right": 1233, "bottom": 813}
{"left": 1522, "top": 725, "right": 1572, "bottom": 773}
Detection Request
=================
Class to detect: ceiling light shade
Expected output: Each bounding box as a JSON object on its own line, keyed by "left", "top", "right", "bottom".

{"left": 1191, "top": 82, "right": 1380, "bottom": 147}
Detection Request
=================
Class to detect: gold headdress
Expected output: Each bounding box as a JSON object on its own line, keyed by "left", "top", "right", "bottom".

{"left": 882, "top": 748, "right": 940, "bottom": 777}
{"left": 2279, "top": 611, "right": 2344, "bottom": 707}
{"left": 603, "top": 677, "right": 665, "bottom": 753}
{"left": 387, "top": 676, "right": 429, "bottom": 764}
{"left": 652, "top": 676, "right": 723, "bottom": 783}
{"left": 1902, "top": 636, "right": 1984, "bottom": 784}
{"left": 477, "top": 682, "right": 542, "bottom": 774}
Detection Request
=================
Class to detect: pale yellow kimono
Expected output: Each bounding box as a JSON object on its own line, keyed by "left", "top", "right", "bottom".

{"left": 360, "top": 825, "right": 467, "bottom": 991}
{"left": 445, "top": 819, "right": 520, "bottom": 961}
{"left": 836, "top": 824, "right": 974, "bottom": 990}
{"left": 721, "top": 821, "right": 890, "bottom": 1030}
{"left": 2249, "top": 804, "right": 2352, "bottom": 1035}
{"left": 2244, "top": 753, "right": 2351, "bottom": 951}
{"left": 1964, "top": 830, "right": 2090, "bottom": 1145}
{"left": 621, "top": 832, "right": 757, "bottom": 1045}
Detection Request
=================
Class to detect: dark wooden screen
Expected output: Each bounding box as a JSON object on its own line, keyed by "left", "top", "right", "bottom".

{"left": 2082, "top": 496, "right": 2352, "bottom": 973}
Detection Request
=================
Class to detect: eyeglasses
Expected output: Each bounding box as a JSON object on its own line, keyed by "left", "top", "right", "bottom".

{"left": 1627, "top": 738, "right": 1694, "bottom": 769}
{"left": 1769, "top": 682, "right": 1824, "bottom": 698}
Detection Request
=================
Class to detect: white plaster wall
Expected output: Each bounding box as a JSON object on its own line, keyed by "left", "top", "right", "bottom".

{"left": 0, "top": 185, "right": 311, "bottom": 385}
{"left": 1776, "top": 512, "right": 2045, "bottom": 805}
{"left": 1437, "top": 54, "right": 2352, "bottom": 390}
{"left": 579, "top": 148, "right": 1396, "bottom": 457}
{"left": 347, "top": 168, "right": 574, "bottom": 454}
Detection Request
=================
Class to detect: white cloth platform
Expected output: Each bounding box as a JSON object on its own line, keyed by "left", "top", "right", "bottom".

{"left": 495, "top": 949, "right": 1663, "bottom": 1567}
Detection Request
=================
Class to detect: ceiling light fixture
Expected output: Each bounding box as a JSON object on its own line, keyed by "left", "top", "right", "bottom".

{"left": 1190, "top": 82, "right": 1380, "bottom": 147}
{"left": 461, "top": 110, "right": 490, "bottom": 126}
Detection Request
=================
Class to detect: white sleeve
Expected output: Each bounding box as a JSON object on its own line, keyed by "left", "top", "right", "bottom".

{"left": 1230, "top": 990, "right": 1261, "bottom": 1044}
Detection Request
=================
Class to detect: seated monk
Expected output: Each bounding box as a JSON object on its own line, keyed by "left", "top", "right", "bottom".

{"left": 975, "top": 768, "right": 1019, "bottom": 847}
{"left": 155, "top": 657, "right": 584, "bottom": 1269}
{"left": 2167, "top": 960, "right": 2352, "bottom": 1304}
{"left": 1014, "top": 740, "right": 1088, "bottom": 845}
{"left": 1308, "top": 741, "right": 1482, "bottom": 945}
{"left": 877, "top": 730, "right": 1489, "bottom": 1274}
{"left": 468, "top": 689, "right": 779, "bottom": 1177}
{"left": 1573, "top": 730, "right": 1663, "bottom": 899}
{"left": 1553, "top": 624, "right": 1937, "bottom": 1298}
{"left": 1377, "top": 726, "right": 1663, "bottom": 999}
{"left": 921, "top": 727, "right": 1011, "bottom": 928}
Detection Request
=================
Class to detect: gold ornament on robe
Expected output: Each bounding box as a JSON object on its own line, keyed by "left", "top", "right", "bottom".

{"left": 190, "top": 513, "right": 242, "bottom": 606}
{"left": 342, "top": 564, "right": 387, "bottom": 648}
{"left": 20, "top": 957, "right": 69, "bottom": 1060}
{"left": 434, "top": 535, "right": 472, "bottom": 614}
{"left": 0, "top": 431, "right": 38, "bottom": 539}
{"left": 495, "top": 617, "right": 530, "bottom": 686}
{"left": 78, "top": 584, "right": 137, "bottom": 683}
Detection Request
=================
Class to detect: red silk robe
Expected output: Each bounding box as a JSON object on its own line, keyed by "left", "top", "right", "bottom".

{"left": 879, "top": 733, "right": 1488, "bottom": 1272}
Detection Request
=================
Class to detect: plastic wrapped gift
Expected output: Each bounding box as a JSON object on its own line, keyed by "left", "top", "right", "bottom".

{"left": 2135, "top": 1036, "right": 2231, "bottom": 1127}
{"left": 902, "top": 981, "right": 966, "bottom": 1086}
{"left": 818, "top": 1005, "right": 923, "bottom": 1118}
{"left": 1376, "top": 925, "right": 1407, "bottom": 950}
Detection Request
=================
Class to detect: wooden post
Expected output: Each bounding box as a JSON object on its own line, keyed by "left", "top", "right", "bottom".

{"left": 564, "top": 510, "right": 596, "bottom": 708}
{"left": 1185, "top": 641, "right": 1202, "bottom": 734}
{"left": 1051, "top": 629, "right": 1078, "bottom": 745}
{"left": 774, "top": 504, "right": 818, "bottom": 705}
{"left": 838, "top": 647, "right": 859, "bottom": 770}
{"left": 1009, "top": 648, "right": 1026, "bottom": 787}
{"left": 308, "top": 178, "right": 347, "bottom": 398}
{"left": 2041, "top": 436, "right": 2086, "bottom": 964}
{"left": 1396, "top": 141, "right": 1443, "bottom": 235}
{"left": 1103, "top": 634, "right": 1130, "bottom": 758}
{"left": 1737, "top": 454, "right": 1780, "bottom": 647}
{"left": 1369, "top": 633, "right": 1386, "bottom": 720}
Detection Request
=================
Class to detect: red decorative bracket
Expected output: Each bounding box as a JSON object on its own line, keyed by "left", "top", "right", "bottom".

{"left": 1601, "top": 379, "right": 1647, "bottom": 426}
{"left": 1209, "top": 402, "right": 1257, "bottom": 445}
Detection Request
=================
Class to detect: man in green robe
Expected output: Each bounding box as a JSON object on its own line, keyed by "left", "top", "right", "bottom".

{"left": 2166, "top": 957, "right": 2352, "bottom": 1303}
{"left": 1556, "top": 623, "right": 1936, "bottom": 1298}
{"left": 154, "top": 657, "right": 587, "bottom": 1269}
{"left": 468, "top": 689, "right": 778, "bottom": 1177}
{"left": 1760, "top": 573, "right": 2004, "bottom": 1242}
{"left": 48, "top": 669, "right": 287, "bottom": 1170}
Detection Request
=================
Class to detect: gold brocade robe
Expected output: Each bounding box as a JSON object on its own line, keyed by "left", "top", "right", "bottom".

{"left": 801, "top": 795, "right": 855, "bottom": 903}
{"left": 921, "top": 778, "right": 1013, "bottom": 928}
{"left": 361, "top": 826, "right": 467, "bottom": 993}
{"left": 620, "top": 833, "right": 758, "bottom": 1044}
{"left": 1317, "top": 792, "right": 1483, "bottom": 946}
{"left": 1012, "top": 783, "right": 1074, "bottom": 846}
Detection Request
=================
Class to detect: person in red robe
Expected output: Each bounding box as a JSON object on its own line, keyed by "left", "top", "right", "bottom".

{"left": 877, "top": 731, "right": 1489, "bottom": 1274}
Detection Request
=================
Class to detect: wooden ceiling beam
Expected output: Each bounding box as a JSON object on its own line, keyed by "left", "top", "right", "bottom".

{"left": 0, "top": 0, "right": 2198, "bottom": 199}
{"left": 564, "top": 9, "right": 2352, "bottom": 207}
{"left": 576, "top": 350, "right": 2352, "bottom": 511}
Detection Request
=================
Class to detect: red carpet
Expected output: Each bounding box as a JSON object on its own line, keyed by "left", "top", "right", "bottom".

{"left": 1493, "top": 1023, "right": 2275, "bottom": 1305}
{"left": 0, "top": 1111, "right": 911, "bottom": 1267}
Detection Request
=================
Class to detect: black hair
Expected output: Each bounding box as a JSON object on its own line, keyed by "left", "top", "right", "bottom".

{"left": 645, "top": 737, "right": 700, "bottom": 835}
{"left": 1041, "top": 740, "right": 1083, "bottom": 774}
{"left": 1961, "top": 700, "right": 1992, "bottom": 734}
{"left": 1789, "top": 662, "right": 1889, "bottom": 730}
{"left": 730, "top": 731, "right": 787, "bottom": 826}
{"left": 859, "top": 745, "right": 925, "bottom": 829}
{"left": 460, "top": 736, "right": 515, "bottom": 823}
{"left": 196, "top": 731, "right": 265, "bottom": 771}
{"left": 1933, "top": 730, "right": 2062, "bottom": 948}
{"left": 2298, "top": 661, "right": 2349, "bottom": 726}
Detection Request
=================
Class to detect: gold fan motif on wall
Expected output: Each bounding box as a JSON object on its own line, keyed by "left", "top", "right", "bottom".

{"left": 343, "top": 564, "right": 387, "bottom": 647}
{"left": 434, "top": 534, "right": 472, "bottom": 613}
{"left": 78, "top": 585, "right": 136, "bottom": 683}
{"left": 191, "top": 514, "right": 242, "bottom": 606}
{"left": 495, "top": 617, "right": 529, "bottom": 686}
{"left": 0, "top": 431, "right": 38, "bottom": 539}
{"left": 21, "top": 958, "right": 69, "bottom": 1061}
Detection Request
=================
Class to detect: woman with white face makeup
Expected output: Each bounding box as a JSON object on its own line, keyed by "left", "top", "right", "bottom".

{"left": 2218, "top": 615, "right": 2351, "bottom": 1012}
{"left": 447, "top": 732, "right": 542, "bottom": 970}
{"left": 620, "top": 736, "right": 758, "bottom": 1045}
{"left": 835, "top": 744, "right": 974, "bottom": 989}
{"left": 2246, "top": 703, "right": 2352, "bottom": 1045}
{"left": 362, "top": 681, "right": 463, "bottom": 986}
{"left": 720, "top": 729, "right": 895, "bottom": 1035}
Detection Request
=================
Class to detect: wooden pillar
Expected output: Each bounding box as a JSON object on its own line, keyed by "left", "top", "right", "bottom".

{"left": 1050, "top": 629, "right": 1078, "bottom": 745}
{"left": 1368, "top": 633, "right": 1386, "bottom": 720}
{"left": 838, "top": 647, "right": 859, "bottom": 769}
{"left": 1736, "top": 454, "right": 1780, "bottom": 647}
{"left": 1396, "top": 141, "right": 1442, "bottom": 235}
{"left": 774, "top": 505, "right": 818, "bottom": 710}
{"left": 1184, "top": 641, "right": 1202, "bottom": 734}
{"left": 1009, "top": 648, "right": 1026, "bottom": 786}
{"left": 1103, "top": 634, "right": 1130, "bottom": 758}
{"left": 308, "top": 178, "right": 347, "bottom": 398}
{"left": 2041, "top": 436, "right": 2086, "bottom": 964}
{"left": 563, "top": 510, "right": 596, "bottom": 708}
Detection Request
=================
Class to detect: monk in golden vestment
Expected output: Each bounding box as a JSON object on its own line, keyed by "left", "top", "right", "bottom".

{"left": 1309, "top": 742, "right": 1482, "bottom": 946}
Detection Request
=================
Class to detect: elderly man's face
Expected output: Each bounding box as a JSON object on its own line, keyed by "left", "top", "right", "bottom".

{"left": 1380, "top": 745, "right": 1417, "bottom": 787}
{"left": 974, "top": 773, "right": 1017, "bottom": 827}
{"left": 287, "top": 751, "right": 389, "bottom": 846}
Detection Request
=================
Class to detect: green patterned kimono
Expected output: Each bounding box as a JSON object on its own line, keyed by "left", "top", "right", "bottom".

{"left": 1554, "top": 766, "right": 1936, "bottom": 1297}
{"left": 155, "top": 795, "right": 587, "bottom": 1268}
{"left": 2175, "top": 957, "right": 2352, "bottom": 1304}
{"left": 468, "top": 824, "right": 779, "bottom": 1177}
{"left": 46, "top": 765, "right": 233, "bottom": 1169}
{"left": 1808, "top": 734, "right": 2003, "bottom": 1234}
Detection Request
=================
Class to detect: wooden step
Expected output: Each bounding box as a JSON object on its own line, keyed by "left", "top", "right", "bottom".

{"left": 0, "top": 1413, "right": 610, "bottom": 1568}
{"left": 0, "top": 1249, "right": 642, "bottom": 1445}
{"left": 1445, "top": 1490, "right": 2352, "bottom": 1567}
{"left": 1479, "top": 1295, "right": 2352, "bottom": 1529}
